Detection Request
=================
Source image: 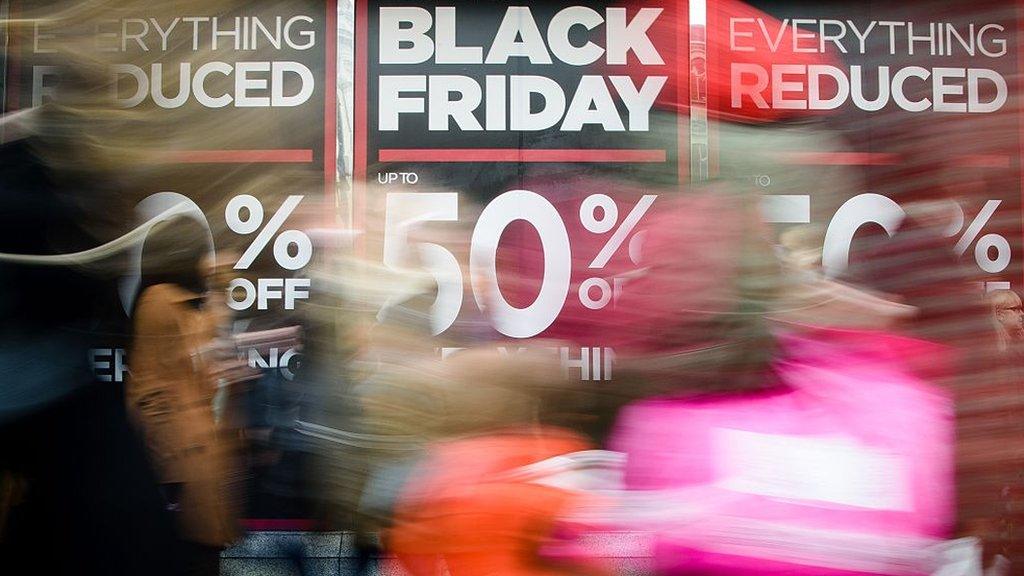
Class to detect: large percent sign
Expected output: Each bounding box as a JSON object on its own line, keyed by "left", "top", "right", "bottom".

{"left": 949, "top": 200, "right": 1011, "bottom": 274}
{"left": 385, "top": 191, "right": 655, "bottom": 338}
{"left": 227, "top": 194, "right": 312, "bottom": 270}
{"left": 225, "top": 194, "right": 313, "bottom": 310}
{"left": 578, "top": 193, "right": 655, "bottom": 310}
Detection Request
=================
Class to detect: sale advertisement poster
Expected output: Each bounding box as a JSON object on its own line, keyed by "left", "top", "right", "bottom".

{"left": 710, "top": 0, "right": 1022, "bottom": 290}
{"left": 354, "top": 0, "right": 686, "bottom": 380}
{"left": 6, "top": 0, "right": 337, "bottom": 383}
{"left": 352, "top": 0, "right": 1024, "bottom": 383}
{"left": 703, "top": 1, "right": 1024, "bottom": 534}
{"left": 3, "top": 0, "right": 337, "bottom": 523}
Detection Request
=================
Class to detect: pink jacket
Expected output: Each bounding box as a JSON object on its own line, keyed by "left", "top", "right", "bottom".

{"left": 565, "top": 329, "right": 955, "bottom": 575}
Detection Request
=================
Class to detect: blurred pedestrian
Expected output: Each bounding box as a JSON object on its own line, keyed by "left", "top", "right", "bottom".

{"left": 127, "top": 215, "right": 245, "bottom": 576}
{"left": 989, "top": 289, "right": 1024, "bottom": 356}
{"left": 0, "top": 112, "right": 181, "bottom": 576}
{"left": 386, "top": 347, "right": 596, "bottom": 576}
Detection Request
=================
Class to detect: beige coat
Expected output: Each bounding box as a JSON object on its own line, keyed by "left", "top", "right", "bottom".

{"left": 127, "top": 283, "right": 240, "bottom": 547}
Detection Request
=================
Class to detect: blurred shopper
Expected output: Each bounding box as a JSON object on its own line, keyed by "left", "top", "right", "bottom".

{"left": 297, "top": 229, "right": 443, "bottom": 574}
{"left": 840, "top": 200, "right": 1023, "bottom": 572}
{"left": 387, "top": 347, "right": 595, "bottom": 576}
{"left": 127, "top": 216, "right": 245, "bottom": 576}
{"left": 961, "top": 288, "right": 1024, "bottom": 570}
{"left": 517, "top": 1, "right": 961, "bottom": 571}
{"left": 989, "top": 290, "right": 1024, "bottom": 356}
{"left": 0, "top": 1, "right": 321, "bottom": 574}
{"left": 293, "top": 233, "right": 363, "bottom": 534}
{"left": 0, "top": 113, "right": 181, "bottom": 575}
{"left": 534, "top": 190, "right": 961, "bottom": 575}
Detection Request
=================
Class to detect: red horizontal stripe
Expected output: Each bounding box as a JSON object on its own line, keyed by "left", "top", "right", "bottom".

{"left": 776, "top": 151, "right": 1011, "bottom": 169}
{"left": 776, "top": 152, "right": 901, "bottom": 166}
{"left": 379, "top": 148, "right": 666, "bottom": 163}
{"left": 957, "top": 154, "right": 1011, "bottom": 168}
{"left": 167, "top": 149, "right": 314, "bottom": 164}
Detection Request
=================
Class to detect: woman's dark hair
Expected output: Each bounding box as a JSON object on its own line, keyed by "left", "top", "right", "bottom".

{"left": 136, "top": 216, "right": 210, "bottom": 306}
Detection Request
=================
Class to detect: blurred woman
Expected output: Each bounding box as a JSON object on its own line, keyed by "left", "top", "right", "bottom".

{"left": 127, "top": 216, "right": 242, "bottom": 576}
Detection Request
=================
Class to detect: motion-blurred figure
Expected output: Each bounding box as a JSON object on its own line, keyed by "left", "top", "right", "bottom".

{"left": 296, "top": 224, "right": 443, "bottom": 574}
{"left": 519, "top": 1, "right": 963, "bottom": 572}
{"left": 128, "top": 216, "right": 245, "bottom": 576}
{"left": 0, "top": 1, "right": 332, "bottom": 574}
{"left": 989, "top": 290, "right": 1024, "bottom": 356}
{"left": 542, "top": 189, "right": 956, "bottom": 575}
{"left": 387, "top": 347, "right": 595, "bottom": 576}
{"left": 964, "top": 288, "right": 1024, "bottom": 570}
{"left": 840, "top": 200, "right": 1023, "bottom": 573}
{"left": 0, "top": 101, "right": 180, "bottom": 576}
